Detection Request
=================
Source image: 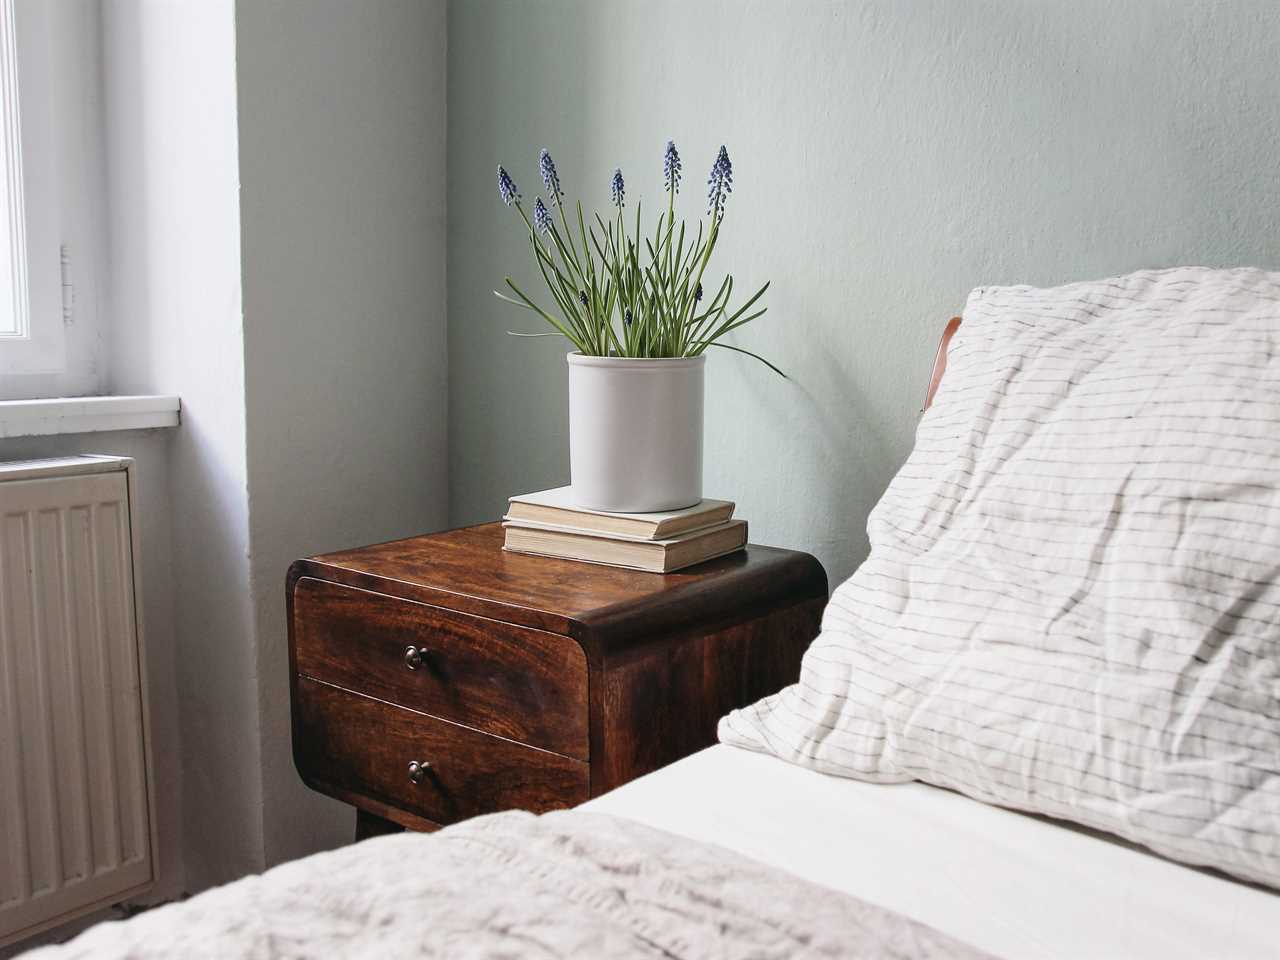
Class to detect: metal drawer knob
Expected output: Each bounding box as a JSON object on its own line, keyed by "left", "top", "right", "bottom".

{"left": 407, "top": 760, "right": 430, "bottom": 784}
{"left": 404, "top": 645, "right": 424, "bottom": 670}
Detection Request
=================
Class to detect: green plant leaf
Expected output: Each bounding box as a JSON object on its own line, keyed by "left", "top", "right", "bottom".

{"left": 704, "top": 341, "right": 788, "bottom": 378}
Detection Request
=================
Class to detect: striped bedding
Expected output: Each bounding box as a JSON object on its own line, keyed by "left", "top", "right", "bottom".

{"left": 720, "top": 266, "right": 1280, "bottom": 888}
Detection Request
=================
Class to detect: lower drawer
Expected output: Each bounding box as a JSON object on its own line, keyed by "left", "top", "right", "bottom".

{"left": 292, "top": 677, "right": 589, "bottom": 824}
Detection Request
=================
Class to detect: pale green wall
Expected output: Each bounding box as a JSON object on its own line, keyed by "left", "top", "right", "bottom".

{"left": 448, "top": 0, "right": 1280, "bottom": 584}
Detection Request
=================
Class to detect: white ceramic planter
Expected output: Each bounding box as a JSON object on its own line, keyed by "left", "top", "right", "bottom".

{"left": 567, "top": 353, "right": 705, "bottom": 512}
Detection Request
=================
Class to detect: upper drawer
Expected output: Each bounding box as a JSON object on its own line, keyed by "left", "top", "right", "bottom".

{"left": 291, "top": 577, "right": 588, "bottom": 760}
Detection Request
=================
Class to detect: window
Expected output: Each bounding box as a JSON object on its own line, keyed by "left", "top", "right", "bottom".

{"left": 0, "top": 0, "right": 104, "bottom": 399}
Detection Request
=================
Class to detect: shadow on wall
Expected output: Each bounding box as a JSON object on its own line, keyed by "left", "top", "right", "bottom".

{"left": 447, "top": 0, "right": 1280, "bottom": 591}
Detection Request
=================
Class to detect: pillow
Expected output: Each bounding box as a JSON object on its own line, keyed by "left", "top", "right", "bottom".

{"left": 720, "top": 266, "right": 1280, "bottom": 888}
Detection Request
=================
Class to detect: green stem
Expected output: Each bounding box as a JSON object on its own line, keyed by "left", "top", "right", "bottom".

{"left": 703, "top": 341, "right": 788, "bottom": 378}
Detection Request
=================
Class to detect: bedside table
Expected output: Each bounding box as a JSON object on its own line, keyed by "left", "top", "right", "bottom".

{"left": 287, "top": 522, "right": 827, "bottom": 839}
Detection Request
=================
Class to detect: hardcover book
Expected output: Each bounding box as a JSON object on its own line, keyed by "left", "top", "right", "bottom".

{"left": 502, "top": 519, "right": 748, "bottom": 573}
{"left": 505, "top": 486, "right": 735, "bottom": 541}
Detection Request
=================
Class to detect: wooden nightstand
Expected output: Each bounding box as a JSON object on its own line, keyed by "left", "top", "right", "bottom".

{"left": 287, "top": 522, "right": 827, "bottom": 838}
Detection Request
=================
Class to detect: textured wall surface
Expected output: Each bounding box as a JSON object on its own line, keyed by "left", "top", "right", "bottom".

{"left": 236, "top": 0, "right": 449, "bottom": 868}
{"left": 448, "top": 0, "right": 1280, "bottom": 583}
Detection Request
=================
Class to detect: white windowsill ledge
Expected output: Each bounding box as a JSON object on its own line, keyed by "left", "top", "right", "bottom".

{"left": 0, "top": 395, "right": 180, "bottom": 438}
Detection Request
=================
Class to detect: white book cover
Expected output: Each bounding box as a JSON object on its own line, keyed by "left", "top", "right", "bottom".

{"left": 500, "top": 517, "right": 741, "bottom": 545}
{"left": 508, "top": 486, "right": 733, "bottom": 522}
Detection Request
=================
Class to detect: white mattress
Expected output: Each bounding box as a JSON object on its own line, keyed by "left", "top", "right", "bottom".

{"left": 583, "top": 745, "right": 1280, "bottom": 960}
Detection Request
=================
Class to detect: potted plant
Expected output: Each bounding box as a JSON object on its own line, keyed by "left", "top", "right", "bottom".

{"left": 495, "top": 140, "right": 781, "bottom": 512}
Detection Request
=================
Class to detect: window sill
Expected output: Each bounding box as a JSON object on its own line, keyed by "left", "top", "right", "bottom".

{"left": 0, "top": 395, "right": 180, "bottom": 438}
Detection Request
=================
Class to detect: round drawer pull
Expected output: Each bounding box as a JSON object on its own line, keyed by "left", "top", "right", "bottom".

{"left": 407, "top": 760, "right": 430, "bottom": 784}
{"left": 404, "top": 645, "right": 424, "bottom": 670}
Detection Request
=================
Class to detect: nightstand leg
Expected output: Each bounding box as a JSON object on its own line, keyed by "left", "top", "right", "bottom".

{"left": 354, "top": 808, "right": 404, "bottom": 842}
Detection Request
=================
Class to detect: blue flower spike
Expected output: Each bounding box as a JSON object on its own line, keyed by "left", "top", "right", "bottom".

{"left": 663, "top": 140, "right": 682, "bottom": 194}
{"left": 491, "top": 138, "right": 778, "bottom": 376}
{"left": 497, "top": 165, "right": 520, "bottom": 206}
{"left": 533, "top": 197, "right": 552, "bottom": 235}
{"left": 611, "top": 168, "right": 625, "bottom": 209}
{"left": 538, "top": 149, "right": 563, "bottom": 206}
{"left": 706, "top": 146, "right": 733, "bottom": 219}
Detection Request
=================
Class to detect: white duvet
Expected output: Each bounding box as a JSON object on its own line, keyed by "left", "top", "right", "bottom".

{"left": 24, "top": 811, "right": 989, "bottom": 959}
{"left": 722, "top": 266, "right": 1280, "bottom": 889}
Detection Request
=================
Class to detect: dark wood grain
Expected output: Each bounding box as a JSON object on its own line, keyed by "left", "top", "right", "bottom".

{"left": 352, "top": 795, "right": 440, "bottom": 834}
{"left": 294, "top": 677, "right": 589, "bottom": 825}
{"left": 924, "top": 316, "right": 962, "bottom": 411}
{"left": 290, "top": 524, "right": 827, "bottom": 649}
{"left": 591, "top": 595, "right": 824, "bottom": 794}
{"left": 287, "top": 523, "right": 828, "bottom": 829}
{"left": 293, "top": 577, "right": 588, "bottom": 758}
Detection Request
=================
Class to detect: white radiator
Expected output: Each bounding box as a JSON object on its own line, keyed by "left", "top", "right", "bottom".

{"left": 0, "top": 456, "right": 156, "bottom": 946}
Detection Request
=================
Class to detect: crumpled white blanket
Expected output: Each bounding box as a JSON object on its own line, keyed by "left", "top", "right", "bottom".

{"left": 23, "top": 810, "right": 989, "bottom": 959}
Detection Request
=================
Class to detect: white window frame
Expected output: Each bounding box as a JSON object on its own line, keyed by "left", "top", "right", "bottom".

{"left": 0, "top": 0, "right": 63, "bottom": 375}
{"left": 0, "top": 0, "right": 105, "bottom": 401}
{"left": 0, "top": 0, "right": 30, "bottom": 343}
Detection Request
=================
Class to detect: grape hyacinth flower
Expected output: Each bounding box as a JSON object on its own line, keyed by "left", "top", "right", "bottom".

{"left": 492, "top": 138, "right": 778, "bottom": 375}
{"left": 706, "top": 145, "right": 733, "bottom": 219}
{"left": 611, "top": 168, "right": 625, "bottom": 208}
{"left": 663, "top": 140, "right": 682, "bottom": 194}
{"left": 533, "top": 197, "right": 552, "bottom": 235}
{"left": 538, "top": 149, "right": 563, "bottom": 206}
{"left": 497, "top": 165, "right": 520, "bottom": 206}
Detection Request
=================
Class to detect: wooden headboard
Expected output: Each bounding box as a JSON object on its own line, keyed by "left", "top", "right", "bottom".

{"left": 923, "top": 316, "right": 962, "bottom": 411}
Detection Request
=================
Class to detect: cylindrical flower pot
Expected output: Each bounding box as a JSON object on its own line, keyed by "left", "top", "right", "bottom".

{"left": 567, "top": 353, "right": 705, "bottom": 512}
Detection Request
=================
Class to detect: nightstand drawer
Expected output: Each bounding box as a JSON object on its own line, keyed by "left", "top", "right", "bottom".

{"left": 293, "top": 678, "right": 589, "bottom": 824}
{"left": 292, "top": 577, "right": 588, "bottom": 759}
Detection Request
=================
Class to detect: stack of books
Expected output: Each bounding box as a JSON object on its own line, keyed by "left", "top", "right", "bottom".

{"left": 502, "top": 486, "right": 746, "bottom": 573}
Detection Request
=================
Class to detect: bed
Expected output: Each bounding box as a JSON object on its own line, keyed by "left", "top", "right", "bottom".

{"left": 586, "top": 746, "right": 1279, "bottom": 960}
{"left": 23, "top": 266, "right": 1280, "bottom": 958}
